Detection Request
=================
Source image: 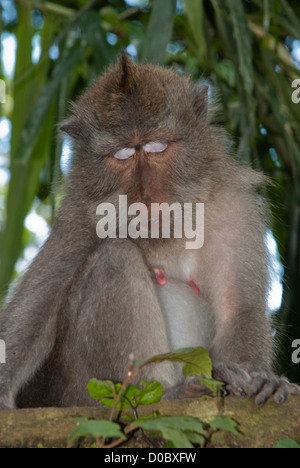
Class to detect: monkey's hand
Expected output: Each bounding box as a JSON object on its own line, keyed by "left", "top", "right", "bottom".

{"left": 213, "top": 362, "right": 300, "bottom": 407}
{"left": 247, "top": 370, "right": 300, "bottom": 407}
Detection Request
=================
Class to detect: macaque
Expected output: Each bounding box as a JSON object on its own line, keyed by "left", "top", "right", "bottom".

{"left": 0, "top": 52, "right": 298, "bottom": 410}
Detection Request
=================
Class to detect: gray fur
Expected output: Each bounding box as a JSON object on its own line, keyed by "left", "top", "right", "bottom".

{"left": 0, "top": 54, "right": 298, "bottom": 409}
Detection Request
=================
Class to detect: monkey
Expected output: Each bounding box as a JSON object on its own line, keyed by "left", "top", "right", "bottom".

{"left": 0, "top": 52, "right": 299, "bottom": 410}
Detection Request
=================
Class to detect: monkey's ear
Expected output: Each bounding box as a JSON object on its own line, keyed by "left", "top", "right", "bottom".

{"left": 60, "top": 118, "right": 81, "bottom": 138}
{"left": 192, "top": 84, "right": 209, "bottom": 119}
{"left": 117, "top": 50, "right": 138, "bottom": 91}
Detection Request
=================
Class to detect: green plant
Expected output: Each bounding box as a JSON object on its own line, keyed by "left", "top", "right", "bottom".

{"left": 69, "top": 347, "right": 237, "bottom": 448}
{"left": 275, "top": 438, "right": 300, "bottom": 448}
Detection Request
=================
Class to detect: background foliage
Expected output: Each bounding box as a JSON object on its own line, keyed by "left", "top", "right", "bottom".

{"left": 0, "top": 0, "right": 300, "bottom": 382}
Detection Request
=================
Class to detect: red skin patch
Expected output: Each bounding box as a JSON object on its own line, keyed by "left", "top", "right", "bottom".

{"left": 188, "top": 278, "right": 200, "bottom": 294}
{"left": 153, "top": 267, "right": 167, "bottom": 286}
{"left": 153, "top": 268, "right": 200, "bottom": 294}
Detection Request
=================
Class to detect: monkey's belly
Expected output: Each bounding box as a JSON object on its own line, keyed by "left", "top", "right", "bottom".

{"left": 154, "top": 280, "right": 213, "bottom": 351}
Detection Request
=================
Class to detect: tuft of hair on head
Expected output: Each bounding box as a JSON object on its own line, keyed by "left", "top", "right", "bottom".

{"left": 192, "top": 83, "right": 209, "bottom": 120}
{"left": 117, "top": 50, "right": 138, "bottom": 92}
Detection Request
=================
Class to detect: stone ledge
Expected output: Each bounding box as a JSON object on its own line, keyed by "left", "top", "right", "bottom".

{"left": 0, "top": 396, "right": 299, "bottom": 448}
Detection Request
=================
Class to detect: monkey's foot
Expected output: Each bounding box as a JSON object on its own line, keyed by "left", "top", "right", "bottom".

{"left": 163, "top": 375, "right": 214, "bottom": 400}
{"left": 213, "top": 362, "right": 300, "bottom": 406}
{"left": 179, "top": 375, "right": 214, "bottom": 399}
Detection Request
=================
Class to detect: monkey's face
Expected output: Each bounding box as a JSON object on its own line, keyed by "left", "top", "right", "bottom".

{"left": 103, "top": 140, "right": 180, "bottom": 211}
{"left": 62, "top": 53, "right": 209, "bottom": 210}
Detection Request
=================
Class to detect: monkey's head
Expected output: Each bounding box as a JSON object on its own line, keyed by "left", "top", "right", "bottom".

{"left": 61, "top": 52, "right": 213, "bottom": 209}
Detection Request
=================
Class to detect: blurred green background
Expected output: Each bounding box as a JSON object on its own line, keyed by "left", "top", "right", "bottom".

{"left": 0, "top": 0, "right": 300, "bottom": 382}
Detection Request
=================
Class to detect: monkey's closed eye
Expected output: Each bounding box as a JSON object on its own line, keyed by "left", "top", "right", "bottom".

{"left": 114, "top": 148, "right": 136, "bottom": 160}
{"left": 143, "top": 142, "right": 168, "bottom": 153}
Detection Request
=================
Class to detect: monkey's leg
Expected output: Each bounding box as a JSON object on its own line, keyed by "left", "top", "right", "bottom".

{"left": 18, "top": 238, "right": 178, "bottom": 407}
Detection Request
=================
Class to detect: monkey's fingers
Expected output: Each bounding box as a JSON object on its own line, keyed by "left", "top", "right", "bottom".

{"left": 273, "top": 380, "right": 300, "bottom": 405}
{"left": 212, "top": 362, "right": 252, "bottom": 396}
{"left": 249, "top": 373, "right": 300, "bottom": 407}
{"left": 287, "top": 382, "right": 300, "bottom": 395}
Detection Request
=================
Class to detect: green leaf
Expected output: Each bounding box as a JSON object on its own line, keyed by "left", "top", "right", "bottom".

{"left": 136, "top": 380, "right": 163, "bottom": 405}
{"left": 0, "top": 104, "right": 56, "bottom": 294}
{"left": 216, "top": 60, "right": 236, "bottom": 87}
{"left": 275, "top": 439, "right": 300, "bottom": 449}
{"left": 196, "top": 377, "right": 224, "bottom": 395}
{"left": 87, "top": 377, "right": 163, "bottom": 409}
{"left": 181, "top": 348, "right": 212, "bottom": 378}
{"left": 210, "top": 416, "right": 239, "bottom": 435}
{"left": 185, "top": 432, "right": 205, "bottom": 446}
{"left": 135, "top": 415, "right": 204, "bottom": 432}
{"left": 69, "top": 420, "right": 125, "bottom": 442}
{"left": 183, "top": 0, "right": 206, "bottom": 57}
{"left": 84, "top": 10, "right": 115, "bottom": 77}
{"left": 156, "top": 428, "right": 193, "bottom": 448}
{"left": 14, "top": 40, "right": 83, "bottom": 164}
{"left": 87, "top": 379, "right": 115, "bottom": 400}
{"left": 114, "top": 384, "right": 143, "bottom": 409}
{"left": 141, "top": 0, "right": 177, "bottom": 64}
{"left": 279, "top": 0, "right": 300, "bottom": 36}
{"left": 134, "top": 415, "right": 204, "bottom": 449}
{"left": 136, "top": 347, "right": 212, "bottom": 379}
{"left": 163, "top": 440, "right": 175, "bottom": 448}
{"left": 122, "top": 384, "right": 142, "bottom": 400}
{"left": 87, "top": 379, "right": 130, "bottom": 409}
{"left": 226, "top": 0, "right": 254, "bottom": 95}
{"left": 100, "top": 6, "right": 121, "bottom": 30}
{"left": 0, "top": 30, "right": 85, "bottom": 295}
{"left": 210, "top": 0, "right": 238, "bottom": 61}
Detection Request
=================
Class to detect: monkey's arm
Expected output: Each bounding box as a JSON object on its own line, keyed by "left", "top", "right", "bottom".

{"left": 205, "top": 191, "right": 300, "bottom": 405}
{"left": 0, "top": 203, "right": 95, "bottom": 409}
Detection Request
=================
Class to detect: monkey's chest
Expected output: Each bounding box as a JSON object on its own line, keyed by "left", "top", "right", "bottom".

{"left": 149, "top": 255, "right": 212, "bottom": 351}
